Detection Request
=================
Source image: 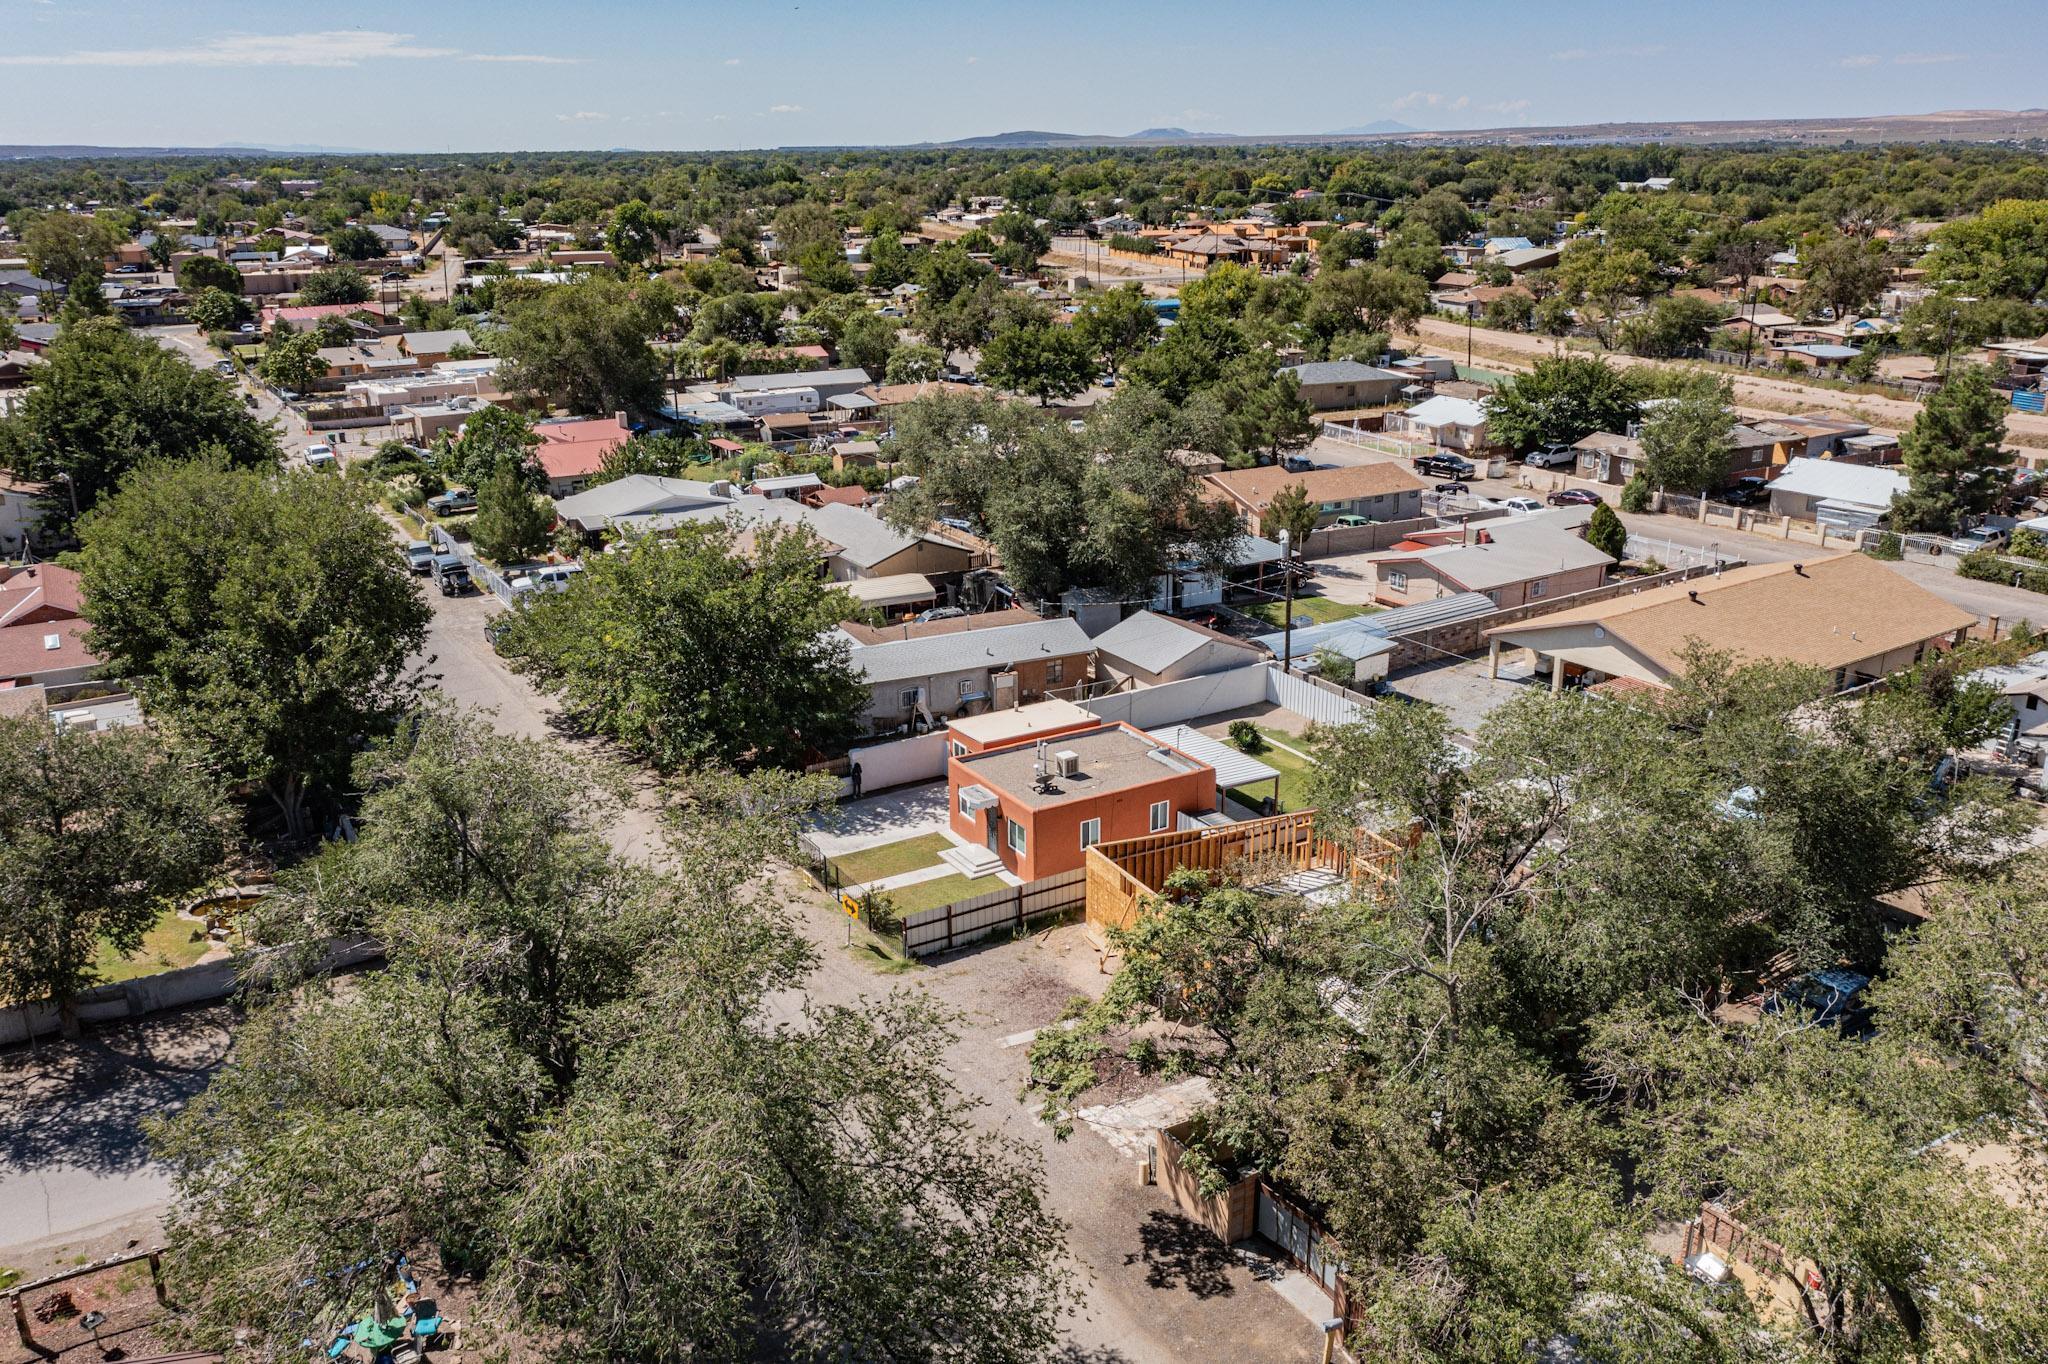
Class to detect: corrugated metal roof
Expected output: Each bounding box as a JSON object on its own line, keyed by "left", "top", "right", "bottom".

{"left": 845, "top": 617, "right": 1093, "bottom": 686}
{"left": 1144, "top": 724, "right": 1279, "bottom": 791}
{"left": 1252, "top": 592, "right": 1495, "bottom": 657}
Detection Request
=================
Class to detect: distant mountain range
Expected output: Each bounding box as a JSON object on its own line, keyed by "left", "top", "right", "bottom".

{"left": 5, "top": 109, "right": 2048, "bottom": 161}
{"left": 936, "top": 108, "right": 2048, "bottom": 149}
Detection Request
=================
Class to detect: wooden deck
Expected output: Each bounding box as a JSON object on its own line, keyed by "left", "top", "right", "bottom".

{"left": 1083, "top": 811, "right": 1404, "bottom": 945}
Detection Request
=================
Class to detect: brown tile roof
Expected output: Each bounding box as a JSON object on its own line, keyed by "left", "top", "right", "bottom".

{"left": 1487, "top": 553, "right": 1975, "bottom": 677}
{"left": 1204, "top": 461, "right": 1429, "bottom": 512}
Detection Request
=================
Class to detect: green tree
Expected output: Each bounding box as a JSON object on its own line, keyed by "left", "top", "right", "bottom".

{"left": 0, "top": 317, "right": 278, "bottom": 523}
{"left": 1305, "top": 265, "right": 1427, "bottom": 351}
{"left": 833, "top": 307, "right": 899, "bottom": 377}
{"left": 174, "top": 254, "right": 242, "bottom": 296}
{"left": 593, "top": 430, "right": 706, "bottom": 484}
{"left": 1640, "top": 373, "right": 1735, "bottom": 494}
{"left": 144, "top": 232, "right": 178, "bottom": 272}
{"left": 295, "top": 265, "right": 372, "bottom": 306}
{"left": 1799, "top": 233, "right": 1892, "bottom": 319}
{"left": 152, "top": 710, "right": 1074, "bottom": 1363}
{"left": 0, "top": 717, "right": 227, "bottom": 1035}
{"left": 883, "top": 343, "right": 946, "bottom": 385}
{"left": 471, "top": 460, "right": 555, "bottom": 562}
{"left": 1556, "top": 242, "right": 1654, "bottom": 346}
{"left": 499, "top": 275, "right": 677, "bottom": 414}
{"left": 324, "top": 225, "right": 383, "bottom": 261}
{"left": 496, "top": 520, "right": 869, "bottom": 770}
{"left": 186, "top": 286, "right": 247, "bottom": 334}
{"left": 1480, "top": 355, "right": 1638, "bottom": 453}
{"left": 1074, "top": 283, "right": 1157, "bottom": 378}
{"left": 434, "top": 403, "right": 541, "bottom": 490}
{"left": 882, "top": 393, "right": 1241, "bottom": 601}
{"left": 1584, "top": 500, "right": 1628, "bottom": 562}
{"left": 987, "top": 210, "right": 1051, "bottom": 274}
{"left": 73, "top": 458, "right": 431, "bottom": 838}
{"left": 977, "top": 319, "right": 1096, "bottom": 405}
{"left": 1926, "top": 198, "right": 2048, "bottom": 302}
{"left": 1890, "top": 363, "right": 2011, "bottom": 534}
{"left": 1261, "top": 480, "right": 1318, "bottom": 546}
{"left": 1615, "top": 294, "right": 1725, "bottom": 357}
{"left": 258, "top": 326, "right": 323, "bottom": 393}
{"left": 861, "top": 230, "right": 914, "bottom": 291}
{"left": 23, "top": 212, "right": 123, "bottom": 289}
{"left": 606, "top": 198, "right": 665, "bottom": 268}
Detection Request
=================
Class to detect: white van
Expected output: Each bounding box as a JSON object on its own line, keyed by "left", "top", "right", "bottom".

{"left": 304, "top": 443, "right": 336, "bottom": 469}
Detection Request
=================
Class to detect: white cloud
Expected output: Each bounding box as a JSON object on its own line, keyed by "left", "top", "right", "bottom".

{"left": 1894, "top": 51, "right": 1964, "bottom": 64}
{"left": 464, "top": 53, "right": 581, "bottom": 65}
{"left": 1479, "top": 98, "right": 1531, "bottom": 115}
{"left": 1390, "top": 90, "right": 1444, "bottom": 111}
{"left": 724, "top": 56, "right": 741, "bottom": 66}
{"left": 709, "top": 113, "right": 732, "bottom": 122}
{"left": 0, "top": 30, "right": 568, "bottom": 67}
{"left": 966, "top": 55, "right": 979, "bottom": 65}
{"left": 1836, "top": 54, "right": 1884, "bottom": 67}
{"left": 556, "top": 111, "right": 608, "bottom": 123}
{"left": 768, "top": 103, "right": 803, "bottom": 114}
{"left": 1452, "top": 95, "right": 1470, "bottom": 111}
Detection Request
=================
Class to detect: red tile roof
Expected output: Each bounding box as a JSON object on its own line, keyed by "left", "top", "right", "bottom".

{"left": 0, "top": 563, "right": 96, "bottom": 681}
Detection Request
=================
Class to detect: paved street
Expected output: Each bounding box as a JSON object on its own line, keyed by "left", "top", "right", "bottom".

{"left": 0, "top": 1006, "right": 234, "bottom": 1257}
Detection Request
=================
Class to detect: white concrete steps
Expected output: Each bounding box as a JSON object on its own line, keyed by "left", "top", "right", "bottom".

{"left": 939, "top": 842, "right": 1005, "bottom": 879}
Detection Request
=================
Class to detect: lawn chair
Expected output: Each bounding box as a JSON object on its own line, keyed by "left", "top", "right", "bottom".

{"left": 407, "top": 1301, "right": 443, "bottom": 1347}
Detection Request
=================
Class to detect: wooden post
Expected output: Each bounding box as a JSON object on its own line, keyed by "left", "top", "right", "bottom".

{"left": 1550, "top": 657, "right": 1566, "bottom": 693}
{"left": 148, "top": 1249, "right": 167, "bottom": 1305}
{"left": 1487, "top": 637, "right": 1501, "bottom": 680}
{"left": 12, "top": 1292, "right": 51, "bottom": 1360}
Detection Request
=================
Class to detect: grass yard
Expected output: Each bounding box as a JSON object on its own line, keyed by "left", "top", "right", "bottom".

{"left": 1226, "top": 728, "right": 1318, "bottom": 814}
{"left": 879, "top": 873, "right": 1002, "bottom": 916}
{"left": 1242, "top": 595, "right": 1377, "bottom": 629}
{"left": 827, "top": 831, "right": 955, "bottom": 887}
{"left": 94, "top": 907, "right": 213, "bottom": 984}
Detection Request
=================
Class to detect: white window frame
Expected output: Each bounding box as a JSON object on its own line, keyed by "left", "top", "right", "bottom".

{"left": 1046, "top": 658, "right": 1064, "bottom": 684}
{"left": 1529, "top": 579, "right": 1547, "bottom": 599}
{"left": 958, "top": 678, "right": 974, "bottom": 699}
{"left": 1387, "top": 570, "right": 1408, "bottom": 592}
{"left": 1149, "top": 800, "right": 1170, "bottom": 833}
{"left": 898, "top": 688, "right": 920, "bottom": 710}
{"left": 1079, "top": 818, "right": 1101, "bottom": 850}
{"left": 1008, "top": 818, "right": 1027, "bottom": 854}
{"left": 958, "top": 789, "right": 972, "bottom": 817}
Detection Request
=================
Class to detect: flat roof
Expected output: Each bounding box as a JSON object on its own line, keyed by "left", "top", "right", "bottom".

{"left": 958, "top": 723, "right": 1209, "bottom": 810}
{"left": 945, "top": 697, "right": 1097, "bottom": 748}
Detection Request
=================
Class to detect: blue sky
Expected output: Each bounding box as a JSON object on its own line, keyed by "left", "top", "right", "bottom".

{"left": 2, "top": 0, "right": 2043, "bottom": 152}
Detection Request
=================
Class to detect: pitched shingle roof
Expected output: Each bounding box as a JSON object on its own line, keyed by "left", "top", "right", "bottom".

{"left": 1486, "top": 553, "right": 1974, "bottom": 677}
{"left": 843, "top": 617, "right": 1093, "bottom": 686}
{"left": 1205, "top": 462, "right": 1428, "bottom": 511}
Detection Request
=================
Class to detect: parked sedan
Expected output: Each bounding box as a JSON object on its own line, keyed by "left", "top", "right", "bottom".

{"left": 1715, "top": 477, "right": 1769, "bottom": 507}
{"left": 1546, "top": 488, "right": 1601, "bottom": 507}
{"left": 1522, "top": 444, "right": 1578, "bottom": 469}
{"left": 1433, "top": 482, "right": 1470, "bottom": 497}
{"left": 403, "top": 541, "right": 435, "bottom": 574}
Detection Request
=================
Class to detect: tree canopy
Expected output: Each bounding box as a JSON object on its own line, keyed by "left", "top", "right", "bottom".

{"left": 496, "top": 519, "right": 869, "bottom": 770}
{"left": 1890, "top": 363, "right": 2012, "bottom": 533}
{"left": 1481, "top": 355, "right": 1640, "bottom": 454}
{"left": 74, "top": 458, "right": 431, "bottom": 838}
{"left": 0, "top": 317, "right": 278, "bottom": 524}
{"left": 495, "top": 275, "right": 678, "bottom": 415}
{"left": 153, "top": 709, "right": 1074, "bottom": 1363}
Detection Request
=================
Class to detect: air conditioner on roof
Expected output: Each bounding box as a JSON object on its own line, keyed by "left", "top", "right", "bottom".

{"left": 1053, "top": 750, "right": 1081, "bottom": 779}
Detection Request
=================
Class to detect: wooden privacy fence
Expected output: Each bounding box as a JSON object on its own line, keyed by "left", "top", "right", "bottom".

{"left": 1084, "top": 812, "right": 1405, "bottom": 943}
{"left": 899, "top": 867, "right": 1087, "bottom": 958}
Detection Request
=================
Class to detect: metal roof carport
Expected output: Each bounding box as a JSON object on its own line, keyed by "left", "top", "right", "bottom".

{"left": 1144, "top": 723, "right": 1282, "bottom": 812}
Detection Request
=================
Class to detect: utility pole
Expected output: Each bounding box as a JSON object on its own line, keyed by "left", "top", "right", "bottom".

{"left": 1279, "top": 529, "right": 1297, "bottom": 673}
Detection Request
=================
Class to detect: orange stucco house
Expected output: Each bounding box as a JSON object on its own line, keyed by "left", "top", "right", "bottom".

{"left": 947, "top": 722, "right": 1218, "bottom": 882}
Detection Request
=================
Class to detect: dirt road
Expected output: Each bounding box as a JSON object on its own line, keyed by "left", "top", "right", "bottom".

{"left": 1401, "top": 316, "right": 2048, "bottom": 449}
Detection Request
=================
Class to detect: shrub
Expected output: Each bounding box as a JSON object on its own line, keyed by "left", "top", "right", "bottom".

{"left": 1961, "top": 549, "right": 2048, "bottom": 595}
{"left": 1864, "top": 530, "right": 1904, "bottom": 561}
{"left": 1228, "top": 719, "right": 1266, "bottom": 754}
{"left": 1108, "top": 233, "right": 1158, "bottom": 256}
{"left": 1619, "top": 475, "right": 1651, "bottom": 513}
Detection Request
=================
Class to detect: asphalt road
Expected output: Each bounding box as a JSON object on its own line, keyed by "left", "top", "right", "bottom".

{"left": 0, "top": 1006, "right": 235, "bottom": 1257}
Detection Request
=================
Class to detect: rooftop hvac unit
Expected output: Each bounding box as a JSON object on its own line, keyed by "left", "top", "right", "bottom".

{"left": 1054, "top": 750, "right": 1081, "bottom": 779}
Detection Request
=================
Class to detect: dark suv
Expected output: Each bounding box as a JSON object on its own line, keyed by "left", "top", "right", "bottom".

{"left": 1716, "top": 477, "right": 1769, "bottom": 507}
{"left": 1415, "top": 453, "right": 1476, "bottom": 481}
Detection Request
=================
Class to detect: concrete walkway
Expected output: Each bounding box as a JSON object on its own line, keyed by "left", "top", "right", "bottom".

{"left": 805, "top": 783, "right": 950, "bottom": 858}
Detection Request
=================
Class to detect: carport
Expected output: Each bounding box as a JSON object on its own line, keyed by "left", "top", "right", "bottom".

{"left": 1145, "top": 723, "right": 1282, "bottom": 813}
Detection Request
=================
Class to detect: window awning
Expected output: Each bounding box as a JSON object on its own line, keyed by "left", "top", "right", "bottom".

{"left": 958, "top": 784, "right": 1001, "bottom": 814}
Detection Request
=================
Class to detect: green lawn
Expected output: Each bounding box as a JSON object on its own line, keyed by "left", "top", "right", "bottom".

{"left": 1242, "top": 596, "right": 1376, "bottom": 629}
{"left": 829, "top": 832, "right": 955, "bottom": 887}
{"left": 94, "top": 907, "right": 213, "bottom": 984}
{"left": 1226, "top": 728, "right": 1318, "bottom": 814}
{"left": 880, "top": 872, "right": 1003, "bottom": 915}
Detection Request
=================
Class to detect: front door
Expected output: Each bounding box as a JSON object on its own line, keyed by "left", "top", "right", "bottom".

{"left": 985, "top": 809, "right": 1000, "bottom": 853}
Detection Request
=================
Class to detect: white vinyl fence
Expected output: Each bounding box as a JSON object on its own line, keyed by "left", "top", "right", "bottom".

{"left": 844, "top": 731, "right": 950, "bottom": 795}
{"left": 1081, "top": 663, "right": 1272, "bottom": 729}
{"left": 1265, "top": 664, "right": 1373, "bottom": 727}
{"left": 899, "top": 868, "right": 1088, "bottom": 958}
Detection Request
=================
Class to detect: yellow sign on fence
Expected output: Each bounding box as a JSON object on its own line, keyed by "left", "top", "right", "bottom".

{"left": 839, "top": 892, "right": 862, "bottom": 919}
